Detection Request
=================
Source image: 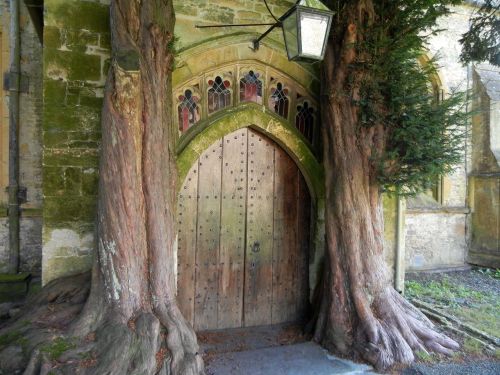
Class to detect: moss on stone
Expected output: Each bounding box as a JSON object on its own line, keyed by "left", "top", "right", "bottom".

{"left": 43, "top": 196, "right": 97, "bottom": 225}
{"left": 199, "top": 7, "right": 234, "bottom": 24}
{"left": 43, "top": 149, "right": 99, "bottom": 168}
{"left": 46, "top": 0, "right": 110, "bottom": 34}
{"left": 43, "top": 26, "right": 61, "bottom": 49}
{"left": 64, "top": 29, "right": 100, "bottom": 53}
{"left": 176, "top": 103, "right": 324, "bottom": 200}
{"left": 44, "top": 48, "right": 101, "bottom": 81}
{"left": 43, "top": 79, "right": 67, "bottom": 108}
{"left": 44, "top": 104, "right": 102, "bottom": 132}
{"left": 0, "top": 273, "right": 31, "bottom": 283}
{"left": 82, "top": 168, "right": 99, "bottom": 196}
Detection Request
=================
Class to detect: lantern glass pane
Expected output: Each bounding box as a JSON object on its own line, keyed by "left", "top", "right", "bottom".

{"left": 282, "top": 10, "right": 299, "bottom": 59}
{"left": 299, "top": 11, "right": 329, "bottom": 58}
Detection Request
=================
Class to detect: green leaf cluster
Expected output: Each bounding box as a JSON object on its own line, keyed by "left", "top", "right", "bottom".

{"left": 460, "top": 0, "right": 499, "bottom": 67}
{"left": 343, "top": 0, "right": 469, "bottom": 194}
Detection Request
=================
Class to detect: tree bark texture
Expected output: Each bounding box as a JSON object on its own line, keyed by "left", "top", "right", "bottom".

{"left": 314, "top": 0, "right": 459, "bottom": 370}
{"left": 80, "top": 1, "right": 203, "bottom": 373}
{"left": 4, "top": 1, "right": 203, "bottom": 374}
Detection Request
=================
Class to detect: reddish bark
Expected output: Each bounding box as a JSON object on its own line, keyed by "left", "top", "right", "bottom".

{"left": 70, "top": 1, "right": 203, "bottom": 373}
{"left": 314, "top": 0, "right": 458, "bottom": 370}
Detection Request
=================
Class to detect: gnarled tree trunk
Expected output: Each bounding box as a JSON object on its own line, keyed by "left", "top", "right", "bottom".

{"left": 314, "top": 0, "right": 458, "bottom": 370}
{"left": 8, "top": 1, "right": 203, "bottom": 374}
{"left": 76, "top": 0, "right": 203, "bottom": 373}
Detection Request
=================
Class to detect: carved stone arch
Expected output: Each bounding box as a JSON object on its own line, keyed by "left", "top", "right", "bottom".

{"left": 176, "top": 104, "right": 324, "bottom": 202}
{"left": 173, "top": 34, "right": 320, "bottom": 97}
{"left": 175, "top": 105, "right": 326, "bottom": 318}
{"left": 173, "top": 37, "right": 326, "bottom": 298}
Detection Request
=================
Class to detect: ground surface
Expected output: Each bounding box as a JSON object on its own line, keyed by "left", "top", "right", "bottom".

{"left": 405, "top": 268, "right": 500, "bottom": 363}
{"left": 1, "top": 270, "right": 499, "bottom": 374}
{"left": 206, "top": 341, "right": 375, "bottom": 375}
{"left": 402, "top": 361, "right": 500, "bottom": 375}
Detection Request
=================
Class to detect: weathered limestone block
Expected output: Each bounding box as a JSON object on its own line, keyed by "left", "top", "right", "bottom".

{"left": 405, "top": 211, "right": 467, "bottom": 271}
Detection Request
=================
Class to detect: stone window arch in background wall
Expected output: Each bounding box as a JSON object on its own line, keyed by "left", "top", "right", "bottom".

{"left": 207, "top": 74, "right": 232, "bottom": 114}
{"left": 425, "top": 80, "right": 446, "bottom": 204}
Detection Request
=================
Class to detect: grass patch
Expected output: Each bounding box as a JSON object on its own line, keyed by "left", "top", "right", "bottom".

{"left": 40, "top": 337, "right": 76, "bottom": 360}
{"left": 405, "top": 274, "right": 500, "bottom": 339}
{"left": 415, "top": 350, "right": 435, "bottom": 362}
{"left": 462, "top": 337, "right": 484, "bottom": 355}
{"left": 477, "top": 268, "right": 500, "bottom": 280}
{"left": 0, "top": 329, "right": 29, "bottom": 355}
{"left": 0, "top": 330, "right": 23, "bottom": 348}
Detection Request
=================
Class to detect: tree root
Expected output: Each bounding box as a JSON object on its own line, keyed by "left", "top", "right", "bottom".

{"left": 355, "top": 288, "right": 459, "bottom": 370}
{"left": 0, "top": 273, "right": 203, "bottom": 375}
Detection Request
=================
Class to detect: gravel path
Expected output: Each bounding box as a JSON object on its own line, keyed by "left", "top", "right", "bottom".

{"left": 403, "top": 361, "right": 500, "bottom": 375}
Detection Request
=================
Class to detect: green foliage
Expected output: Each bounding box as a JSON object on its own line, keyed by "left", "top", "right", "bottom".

{"left": 342, "top": 0, "right": 469, "bottom": 194}
{"left": 460, "top": 0, "right": 499, "bottom": 67}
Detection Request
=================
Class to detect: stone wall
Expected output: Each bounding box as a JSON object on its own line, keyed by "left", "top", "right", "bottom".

{"left": 41, "top": 0, "right": 109, "bottom": 284}
{"left": 38, "top": 0, "right": 483, "bottom": 284}
{"left": 402, "top": 6, "right": 473, "bottom": 272}
{"left": 468, "top": 65, "right": 500, "bottom": 268}
{"left": 175, "top": 0, "right": 295, "bottom": 51}
{"left": 0, "top": 1, "right": 43, "bottom": 274}
{"left": 405, "top": 210, "right": 467, "bottom": 271}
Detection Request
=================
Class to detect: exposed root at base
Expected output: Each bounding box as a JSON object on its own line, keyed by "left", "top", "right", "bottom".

{"left": 315, "top": 287, "right": 459, "bottom": 371}
{"left": 0, "top": 273, "right": 203, "bottom": 375}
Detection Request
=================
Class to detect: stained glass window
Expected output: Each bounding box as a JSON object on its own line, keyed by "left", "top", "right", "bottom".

{"left": 178, "top": 89, "right": 200, "bottom": 133}
{"left": 295, "top": 101, "right": 314, "bottom": 142}
{"left": 240, "top": 70, "right": 263, "bottom": 104}
{"left": 208, "top": 76, "right": 231, "bottom": 114}
{"left": 269, "top": 82, "right": 289, "bottom": 119}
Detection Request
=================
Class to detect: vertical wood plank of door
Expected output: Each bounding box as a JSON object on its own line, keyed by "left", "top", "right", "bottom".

{"left": 244, "top": 129, "right": 275, "bottom": 327}
{"left": 194, "top": 140, "right": 223, "bottom": 331}
{"left": 295, "top": 174, "right": 311, "bottom": 321}
{"left": 272, "top": 147, "right": 299, "bottom": 324}
{"left": 218, "top": 128, "right": 247, "bottom": 328}
{"left": 177, "top": 163, "right": 199, "bottom": 326}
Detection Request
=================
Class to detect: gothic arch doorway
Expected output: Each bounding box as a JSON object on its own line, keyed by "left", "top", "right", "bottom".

{"left": 177, "top": 127, "right": 311, "bottom": 331}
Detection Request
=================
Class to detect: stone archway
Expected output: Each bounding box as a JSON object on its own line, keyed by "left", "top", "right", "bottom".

{"left": 172, "top": 41, "right": 326, "bottom": 321}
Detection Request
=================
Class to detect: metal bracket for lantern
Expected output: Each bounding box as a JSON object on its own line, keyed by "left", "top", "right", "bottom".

{"left": 195, "top": 0, "right": 334, "bottom": 63}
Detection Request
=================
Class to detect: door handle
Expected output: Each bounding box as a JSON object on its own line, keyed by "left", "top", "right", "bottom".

{"left": 251, "top": 241, "right": 260, "bottom": 253}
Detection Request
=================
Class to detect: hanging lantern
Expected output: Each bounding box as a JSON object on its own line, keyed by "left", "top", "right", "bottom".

{"left": 280, "top": 0, "right": 334, "bottom": 62}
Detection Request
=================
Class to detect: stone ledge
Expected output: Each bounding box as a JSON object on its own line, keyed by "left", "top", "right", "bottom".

{"left": 406, "top": 206, "right": 470, "bottom": 214}
{"left": 0, "top": 208, "right": 43, "bottom": 218}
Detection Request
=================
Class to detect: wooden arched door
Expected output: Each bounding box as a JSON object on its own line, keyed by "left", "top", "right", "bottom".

{"left": 177, "top": 128, "right": 311, "bottom": 331}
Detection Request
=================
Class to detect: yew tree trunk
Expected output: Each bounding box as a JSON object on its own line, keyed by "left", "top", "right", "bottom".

{"left": 314, "top": 0, "right": 458, "bottom": 370}
{"left": 1, "top": 2, "right": 203, "bottom": 373}
{"left": 72, "top": 0, "right": 203, "bottom": 373}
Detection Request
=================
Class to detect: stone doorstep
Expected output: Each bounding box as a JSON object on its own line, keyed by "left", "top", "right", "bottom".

{"left": 206, "top": 341, "right": 376, "bottom": 375}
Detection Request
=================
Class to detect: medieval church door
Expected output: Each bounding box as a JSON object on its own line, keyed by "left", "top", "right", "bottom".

{"left": 177, "top": 128, "right": 311, "bottom": 331}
